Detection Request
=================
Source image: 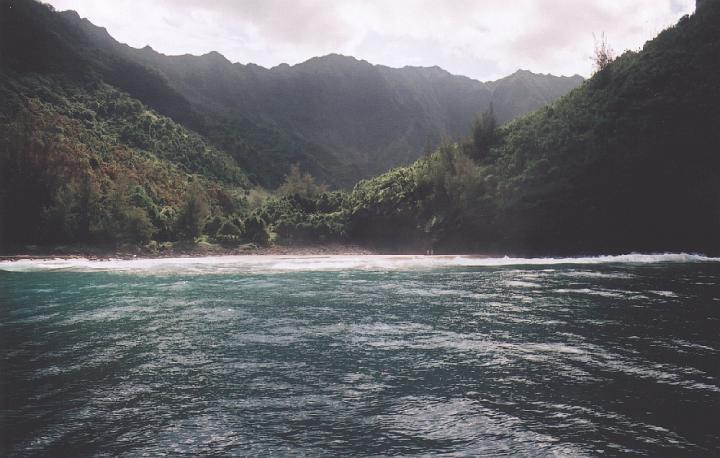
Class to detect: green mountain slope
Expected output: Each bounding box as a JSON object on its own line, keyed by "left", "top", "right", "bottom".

{"left": 2, "top": 0, "right": 582, "bottom": 189}
{"left": 488, "top": 6, "right": 720, "bottom": 254}
{"left": 0, "top": 0, "right": 199, "bottom": 127}
{"left": 8, "top": 0, "right": 704, "bottom": 255}
{"left": 60, "top": 10, "right": 582, "bottom": 187}
{"left": 1, "top": 0, "right": 345, "bottom": 188}
{"left": 263, "top": 3, "right": 720, "bottom": 255}
{"left": 0, "top": 73, "right": 250, "bottom": 246}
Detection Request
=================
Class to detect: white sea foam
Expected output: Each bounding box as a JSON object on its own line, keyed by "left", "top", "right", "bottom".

{"left": 0, "top": 253, "right": 718, "bottom": 273}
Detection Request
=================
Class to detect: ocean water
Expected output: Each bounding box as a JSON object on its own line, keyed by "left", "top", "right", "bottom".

{"left": 1, "top": 254, "right": 719, "bottom": 456}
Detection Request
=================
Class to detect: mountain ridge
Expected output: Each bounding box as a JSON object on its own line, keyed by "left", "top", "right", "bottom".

{"left": 279, "top": 2, "right": 720, "bottom": 254}
{"left": 0, "top": 0, "right": 591, "bottom": 250}
{"left": 54, "top": 6, "right": 583, "bottom": 186}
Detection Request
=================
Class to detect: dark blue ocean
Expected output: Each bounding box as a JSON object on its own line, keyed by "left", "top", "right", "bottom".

{"left": 1, "top": 254, "right": 719, "bottom": 456}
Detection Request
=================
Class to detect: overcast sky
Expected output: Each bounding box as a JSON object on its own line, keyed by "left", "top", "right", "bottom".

{"left": 45, "top": 0, "right": 694, "bottom": 81}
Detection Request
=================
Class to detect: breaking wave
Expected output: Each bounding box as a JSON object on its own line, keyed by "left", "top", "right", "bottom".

{"left": 1, "top": 253, "right": 718, "bottom": 274}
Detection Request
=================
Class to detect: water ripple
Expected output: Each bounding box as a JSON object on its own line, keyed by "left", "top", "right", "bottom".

{"left": 1, "top": 261, "right": 719, "bottom": 455}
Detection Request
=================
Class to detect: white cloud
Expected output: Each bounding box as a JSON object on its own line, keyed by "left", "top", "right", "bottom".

{"left": 45, "top": 0, "right": 695, "bottom": 81}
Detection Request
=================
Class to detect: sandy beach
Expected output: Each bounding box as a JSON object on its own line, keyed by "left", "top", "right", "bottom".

{"left": 0, "top": 242, "right": 385, "bottom": 261}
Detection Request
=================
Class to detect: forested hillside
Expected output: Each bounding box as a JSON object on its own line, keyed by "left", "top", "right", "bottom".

{"left": 0, "top": 0, "right": 581, "bottom": 251}
{"left": 3, "top": 0, "right": 715, "bottom": 255}
{"left": 0, "top": 75, "right": 253, "bottom": 245}
{"left": 257, "top": 3, "right": 720, "bottom": 255}
{"left": 54, "top": 5, "right": 583, "bottom": 186}
{"left": 0, "top": 0, "right": 347, "bottom": 188}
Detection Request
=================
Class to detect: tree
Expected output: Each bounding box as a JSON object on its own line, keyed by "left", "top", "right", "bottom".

{"left": 593, "top": 32, "right": 615, "bottom": 72}
{"left": 76, "top": 173, "right": 96, "bottom": 239}
{"left": 43, "top": 175, "right": 98, "bottom": 242}
{"left": 243, "top": 215, "right": 269, "bottom": 245}
{"left": 122, "top": 206, "right": 155, "bottom": 243}
{"left": 218, "top": 220, "right": 243, "bottom": 241}
{"left": 103, "top": 176, "right": 156, "bottom": 243}
{"left": 175, "top": 180, "right": 210, "bottom": 240}
{"left": 470, "top": 105, "right": 497, "bottom": 162}
{"left": 278, "top": 164, "right": 327, "bottom": 199}
{"left": 218, "top": 220, "right": 243, "bottom": 237}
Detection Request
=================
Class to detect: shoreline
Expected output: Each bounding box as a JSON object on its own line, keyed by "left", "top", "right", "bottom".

{"left": 0, "top": 243, "right": 393, "bottom": 261}
{"left": 3, "top": 244, "right": 713, "bottom": 264}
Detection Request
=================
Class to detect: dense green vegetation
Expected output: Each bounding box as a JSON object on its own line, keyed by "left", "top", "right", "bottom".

{"left": 248, "top": 4, "right": 720, "bottom": 255}
{"left": 113, "top": 52, "right": 582, "bottom": 187}
{"left": 1, "top": 0, "right": 719, "bottom": 255}
{"left": 0, "top": 76, "right": 261, "bottom": 247}
{"left": 15, "top": 0, "right": 581, "bottom": 188}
